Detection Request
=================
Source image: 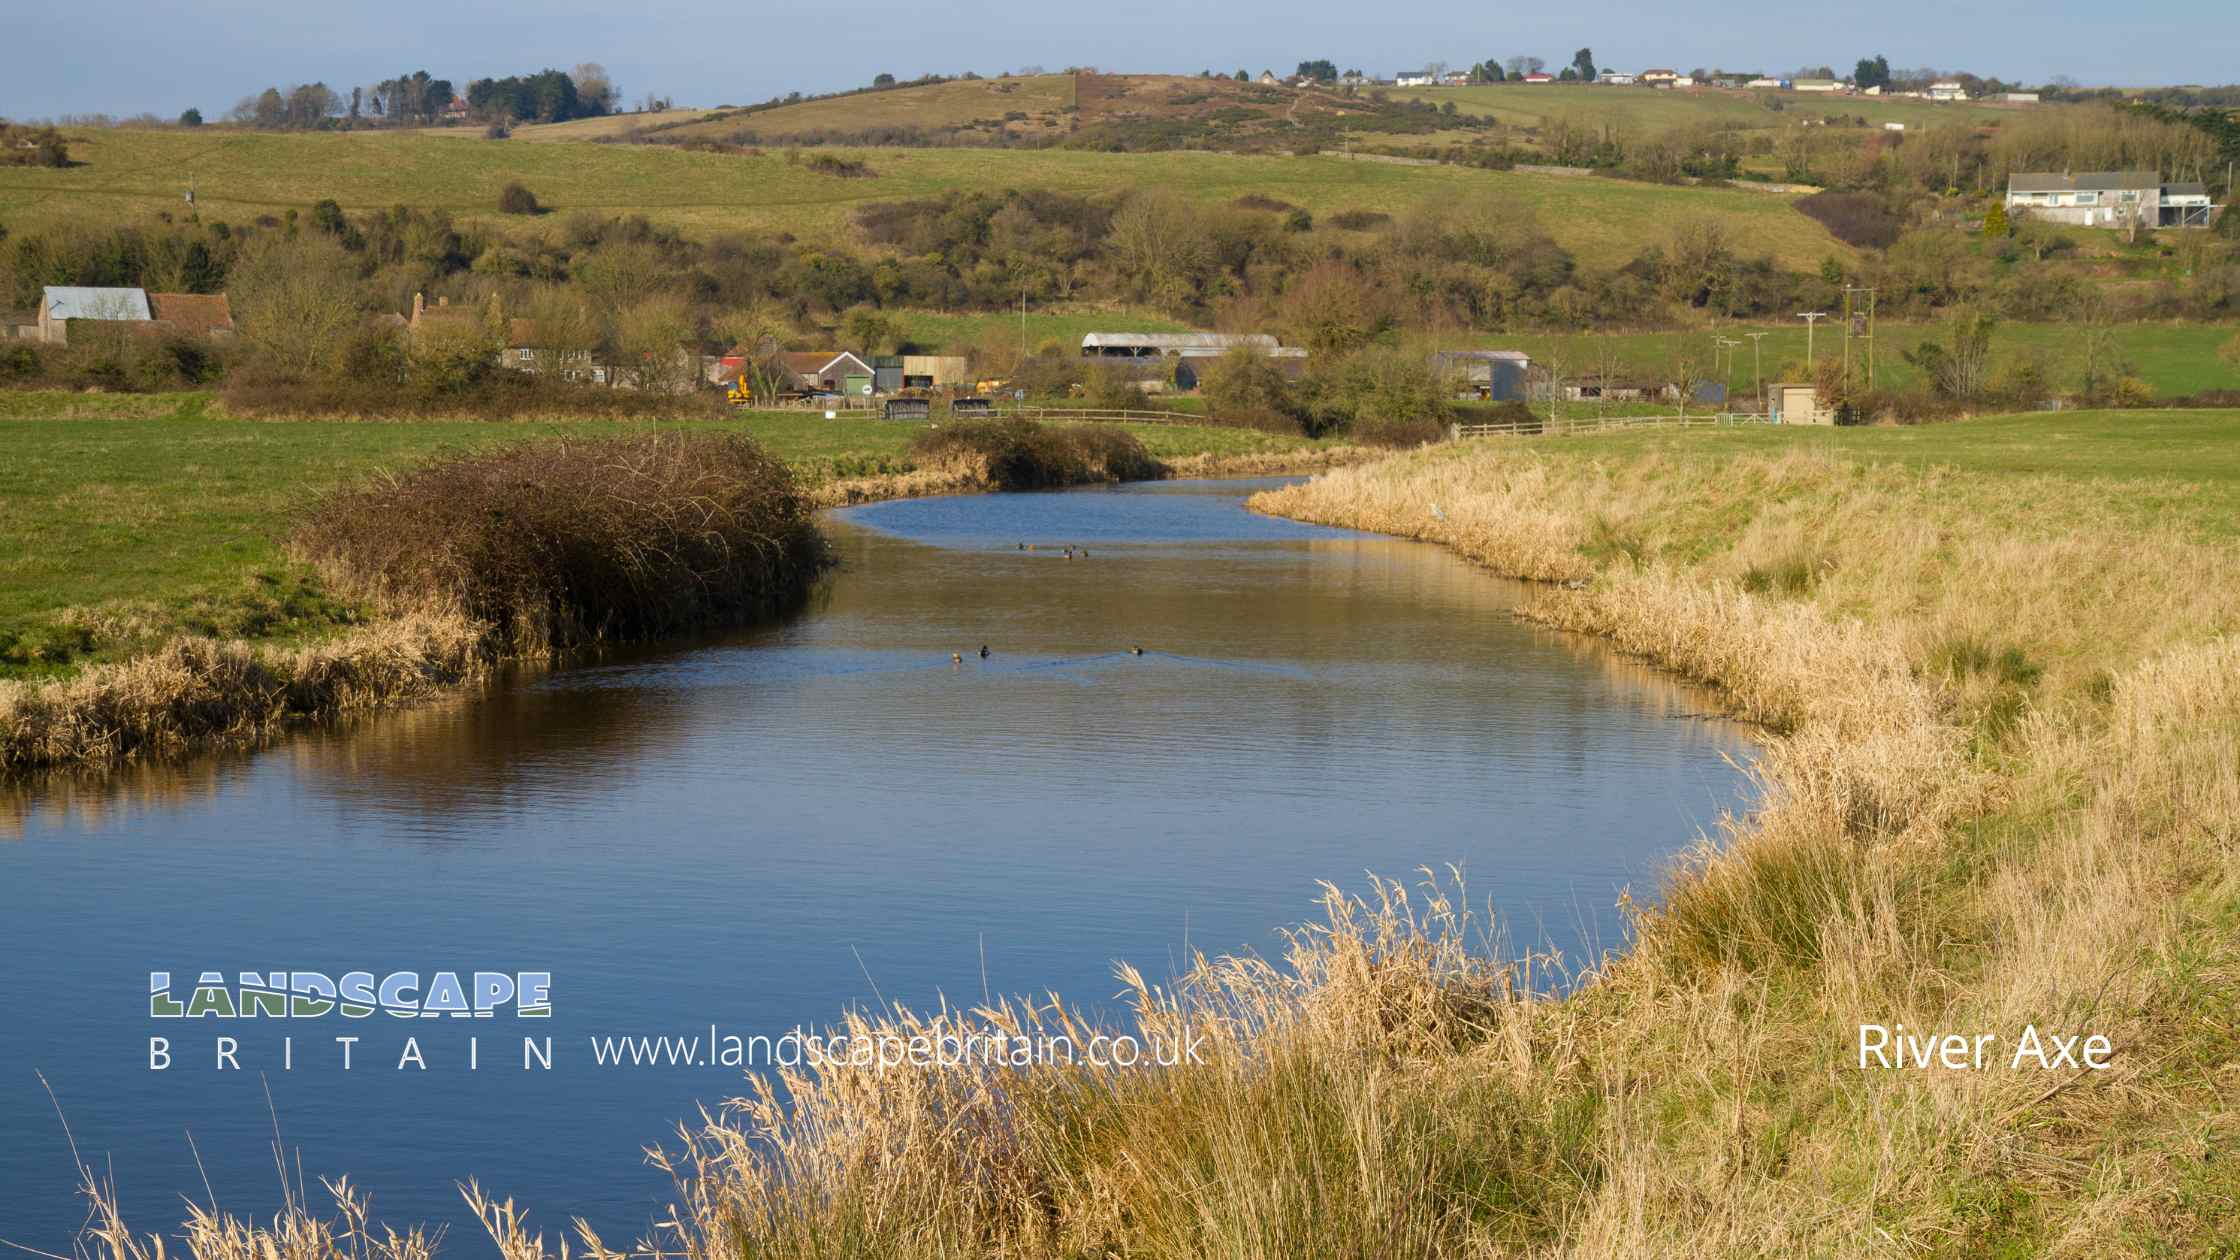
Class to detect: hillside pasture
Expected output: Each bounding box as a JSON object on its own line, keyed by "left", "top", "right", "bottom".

{"left": 642, "top": 75, "right": 1079, "bottom": 143}
{"left": 0, "top": 127, "right": 1858, "bottom": 270}
{"left": 1473, "top": 320, "right": 2240, "bottom": 401}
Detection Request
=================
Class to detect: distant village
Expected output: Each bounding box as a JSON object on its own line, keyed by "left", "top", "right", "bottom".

{"left": 1251, "top": 64, "right": 2037, "bottom": 103}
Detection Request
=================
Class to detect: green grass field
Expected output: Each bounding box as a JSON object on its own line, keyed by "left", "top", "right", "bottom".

{"left": 0, "top": 126, "right": 1855, "bottom": 270}
{"left": 1387, "top": 82, "right": 2024, "bottom": 133}
{"left": 414, "top": 109, "right": 712, "bottom": 142}
{"left": 1475, "top": 320, "right": 2240, "bottom": 400}
{"left": 1540, "top": 407, "right": 2240, "bottom": 531}
{"left": 0, "top": 402, "right": 1323, "bottom": 676}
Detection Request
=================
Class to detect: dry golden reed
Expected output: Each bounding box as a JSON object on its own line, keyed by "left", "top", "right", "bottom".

{"left": 39, "top": 432, "right": 2240, "bottom": 1257}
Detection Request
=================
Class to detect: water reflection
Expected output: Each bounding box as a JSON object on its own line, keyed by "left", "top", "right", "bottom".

{"left": 0, "top": 479, "right": 1754, "bottom": 1249}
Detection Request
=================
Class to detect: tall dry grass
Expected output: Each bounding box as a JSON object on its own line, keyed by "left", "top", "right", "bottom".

{"left": 4, "top": 434, "right": 826, "bottom": 772}
{"left": 39, "top": 435, "right": 2240, "bottom": 1256}
{"left": 294, "top": 434, "right": 827, "bottom": 657}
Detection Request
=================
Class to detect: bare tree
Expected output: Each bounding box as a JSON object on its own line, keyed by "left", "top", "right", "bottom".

{"left": 614, "top": 297, "right": 697, "bottom": 394}
{"left": 571, "top": 63, "right": 619, "bottom": 116}
{"left": 230, "top": 234, "right": 364, "bottom": 378}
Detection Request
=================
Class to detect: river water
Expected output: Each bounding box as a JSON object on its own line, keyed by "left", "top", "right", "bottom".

{"left": 0, "top": 478, "right": 1752, "bottom": 1248}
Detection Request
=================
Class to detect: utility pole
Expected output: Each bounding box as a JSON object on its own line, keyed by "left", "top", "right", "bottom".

{"left": 1714, "top": 336, "right": 1742, "bottom": 402}
{"left": 1019, "top": 288, "right": 1028, "bottom": 370}
{"left": 1841, "top": 286, "right": 1876, "bottom": 401}
{"left": 1744, "top": 331, "right": 1768, "bottom": 412}
{"left": 1797, "top": 311, "right": 1827, "bottom": 371}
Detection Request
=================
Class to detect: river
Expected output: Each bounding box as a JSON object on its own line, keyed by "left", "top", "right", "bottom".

{"left": 0, "top": 478, "right": 1752, "bottom": 1248}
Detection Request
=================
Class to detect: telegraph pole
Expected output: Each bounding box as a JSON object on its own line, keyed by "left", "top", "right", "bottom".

{"left": 1744, "top": 331, "right": 1769, "bottom": 411}
{"left": 1714, "top": 336, "right": 1742, "bottom": 402}
{"left": 1797, "top": 311, "right": 1827, "bottom": 371}
{"left": 1841, "top": 287, "right": 1877, "bottom": 400}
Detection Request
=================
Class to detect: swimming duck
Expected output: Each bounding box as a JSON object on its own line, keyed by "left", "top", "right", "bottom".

{"left": 979, "top": 645, "right": 990, "bottom": 659}
{"left": 952, "top": 652, "right": 962, "bottom": 663}
{"left": 1131, "top": 646, "right": 1144, "bottom": 656}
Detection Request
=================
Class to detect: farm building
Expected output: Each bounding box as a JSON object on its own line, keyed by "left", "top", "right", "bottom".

{"left": 950, "top": 397, "right": 995, "bottom": 417}
{"left": 1927, "top": 80, "right": 1969, "bottom": 101}
{"left": 36, "top": 286, "right": 152, "bottom": 345}
{"left": 1792, "top": 78, "right": 1842, "bottom": 93}
{"left": 779, "top": 351, "right": 877, "bottom": 395}
{"left": 1082, "top": 332, "right": 1279, "bottom": 358}
{"left": 1771, "top": 383, "right": 1831, "bottom": 425}
{"left": 148, "top": 293, "right": 234, "bottom": 339}
{"left": 1521, "top": 73, "right": 1554, "bottom": 84}
{"left": 1533, "top": 370, "right": 1680, "bottom": 403}
{"left": 2005, "top": 173, "right": 2218, "bottom": 228}
{"left": 0, "top": 309, "right": 35, "bottom": 340}
{"left": 1597, "top": 71, "right": 1637, "bottom": 86}
{"left": 1746, "top": 77, "right": 1783, "bottom": 89}
{"left": 1081, "top": 331, "right": 1306, "bottom": 392}
{"left": 1430, "top": 350, "right": 1531, "bottom": 401}
{"left": 902, "top": 355, "right": 970, "bottom": 389}
{"left": 1395, "top": 69, "right": 1436, "bottom": 87}
{"left": 1638, "top": 69, "right": 1678, "bottom": 85}
{"left": 1258, "top": 70, "right": 1279, "bottom": 85}
{"left": 881, "top": 397, "right": 930, "bottom": 420}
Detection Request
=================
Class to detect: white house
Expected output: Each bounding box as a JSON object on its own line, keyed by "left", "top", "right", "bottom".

{"left": 1747, "top": 77, "right": 1784, "bottom": 89}
{"left": 1596, "top": 71, "right": 1637, "bottom": 85}
{"left": 2006, "top": 172, "right": 2219, "bottom": 228}
{"left": 1394, "top": 69, "right": 1435, "bottom": 87}
{"left": 1928, "top": 80, "right": 1969, "bottom": 101}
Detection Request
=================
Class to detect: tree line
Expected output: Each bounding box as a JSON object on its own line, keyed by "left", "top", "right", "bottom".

{"left": 222, "top": 64, "right": 620, "bottom": 130}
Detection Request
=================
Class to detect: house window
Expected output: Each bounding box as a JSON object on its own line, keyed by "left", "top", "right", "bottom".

{"left": 2074, "top": 192, "right": 2098, "bottom": 205}
{"left": 518, "top": 348, "right": 534, "bottom": 361}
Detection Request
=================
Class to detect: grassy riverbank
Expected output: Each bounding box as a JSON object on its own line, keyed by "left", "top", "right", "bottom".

{"left": 60, "top": 407, "right": 2237, "bottom": 1257}
{"left": 1236, "top": 409, "right": 2240, "bottom": 1252}
{"left": 0, "top": 399, "right": 1339, "bottom": 683}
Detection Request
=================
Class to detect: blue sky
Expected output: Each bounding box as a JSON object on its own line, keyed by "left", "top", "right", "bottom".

{"left": 4, "top": 0, "right": 2233, "bottom": 119}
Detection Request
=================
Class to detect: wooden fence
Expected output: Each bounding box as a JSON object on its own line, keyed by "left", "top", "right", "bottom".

{"left": 988, "top": 406, "right": 1195, "bottom": 426}
{"left": 1451, "top": 411, "right": 1772, "bottom": 439}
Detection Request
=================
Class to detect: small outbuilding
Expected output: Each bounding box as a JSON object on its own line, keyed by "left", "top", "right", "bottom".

{"left": 37, "top": 285, "right": 153, "bottom": 345}
{"left": 1771, "top": 382, "right": 1831, "bottom": 425}
{"left": 1431, "top": 349, "right": 1532, "bottom": 401}
{"left": 882, "top": 397, "right": 931, "bottom": 420}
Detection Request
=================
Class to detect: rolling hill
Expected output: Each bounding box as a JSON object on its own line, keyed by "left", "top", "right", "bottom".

{"left": 1386, "top": 81, "right": 2026, "bottom": 132}
{"left": 0, "top": 126, "right": 1859, "bottom": 271}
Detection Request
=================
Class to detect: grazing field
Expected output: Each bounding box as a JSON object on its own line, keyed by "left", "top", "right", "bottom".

{"left": 0, "top": 403, "right": 1324, "bottom": 678}
{"left": 1541, "top": 407, "right": 2240, "bottom": 528}
{"left": 0, "top": 126, "right": 1856, "bottom": 269}
{"left": 1388, "top": 82, "right": 2025, "bottom": 132}
{"left": 417, "top": 108, "right": 710, "bottom": 141}
{"left": 1481, "top": 320, "right": 2240, "bottom": 400}
{"left": 644, "top": 75, "right": 1079, "bottom": 141}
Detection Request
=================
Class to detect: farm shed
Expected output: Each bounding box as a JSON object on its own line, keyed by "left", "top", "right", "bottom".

{"left": 882, "top": 397, "right": 931, "bottom": 419}
{"left": 902, "top": 355, "right": 970, "bottom": 388}
{"left": 38, "top": 285, "right": 152, "bottom": 345}
{"left": 1771, "top": 383, "right": 1830, "bottom": 425}
{"left": 1431, "top": 349, "right": 1531, "bottom": 401}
